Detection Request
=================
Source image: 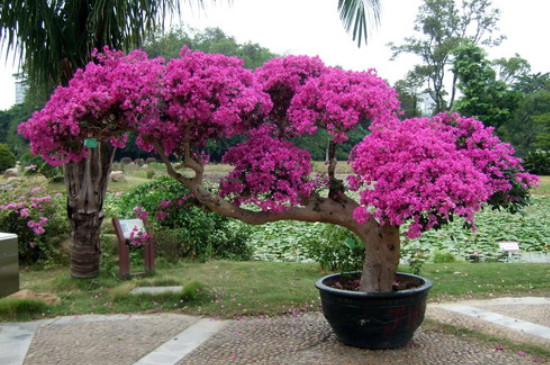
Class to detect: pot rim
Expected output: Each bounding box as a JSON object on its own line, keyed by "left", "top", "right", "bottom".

{"left": 315, "top": 271, "right": 433, "bottom": 298}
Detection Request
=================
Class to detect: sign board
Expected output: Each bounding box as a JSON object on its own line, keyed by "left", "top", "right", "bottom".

{"left": 112, "top": 217, "right": 155, "bottom": 278}
{"left": 498, "top": 241, "right": 520, "bottom": 252}
{"left": 118, "top": 219, "right": 146, "bottom": 240}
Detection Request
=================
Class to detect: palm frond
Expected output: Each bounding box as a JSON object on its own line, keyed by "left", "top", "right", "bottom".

{"left": 338, "top": 0, "right": 381, "bottom": 47}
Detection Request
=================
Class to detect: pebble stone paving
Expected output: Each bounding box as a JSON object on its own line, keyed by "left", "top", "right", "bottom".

{"left": 177, "top": 313, "right": 537, "bottom": 365}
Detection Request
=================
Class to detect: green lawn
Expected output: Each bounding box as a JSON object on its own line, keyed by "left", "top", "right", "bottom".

{"left": 2, "top": 260, "right": 548, "bottom": 323}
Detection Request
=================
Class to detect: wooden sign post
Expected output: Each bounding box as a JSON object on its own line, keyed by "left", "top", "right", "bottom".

{"left": 112, "top": 217, "right": 155, "bottom": 279}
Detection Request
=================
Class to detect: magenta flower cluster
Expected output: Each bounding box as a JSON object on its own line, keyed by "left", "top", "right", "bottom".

{"left": 0, "top": 187, "right": 53, "bottom": 235}
{"left": 220, "top": 128, "right": 315, "bottom": 212}
{"left": 19, "top": 48, "right": 164, "bottom": 166}
{"left": 289, "top": 67, "right": 400, "bottom": 142}
{"left": 350, "top": 113, "right": 538, "bottom": 238}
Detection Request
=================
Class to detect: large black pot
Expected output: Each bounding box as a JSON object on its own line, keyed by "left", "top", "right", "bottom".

{"left": 315, "top": 271, "right": 433, "bottom": 349}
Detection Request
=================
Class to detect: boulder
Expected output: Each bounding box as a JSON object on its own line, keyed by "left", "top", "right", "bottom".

{"left": 6, "top": 177, "right": 21, "bottom": 184}
{"left": 0, "top": 183, "right": 13, "bottom": 191}
{"left": 8, "top": 289, "right": 62, "bottom": 306}
{"left": 3, "top": 167, "right": 19, "bottom": 178}
{"left": 110, "top": 170, "right": 126, "bottom": 182}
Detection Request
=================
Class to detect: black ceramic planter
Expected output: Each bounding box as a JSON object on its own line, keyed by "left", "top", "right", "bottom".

{"left": 315, "top": 271, "right": 433, "bottom": 349}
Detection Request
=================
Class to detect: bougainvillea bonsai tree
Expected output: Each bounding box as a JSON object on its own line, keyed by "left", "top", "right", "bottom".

{"left": 19, "top": 47, "right": 538, "bottom": 292}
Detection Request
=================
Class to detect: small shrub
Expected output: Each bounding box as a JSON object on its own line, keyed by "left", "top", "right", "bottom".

{"left": 0, "top": 144, "right": 16, "bottom": 173}
{"left": 120, "top": 157, "right": 133, "bottom": 164}
{"left": 406, "top": 249, "right": 428, "bottom": 275}
{"left": 0, "top": 187, "right": 69, "bottom": 266}
{"left": 20, "top": 153, "right": 63, "bottom": 181}
{"left": 145, "top": 157, "right": 157, "bottom": 164}
{"left": 115, "top": 176, "right": 252, "bottom": 261}
{"left": 110, "top": 283, "right": 135, "bottom": 302}
{"left": 432, "top": 250, "right": 457, "bottom": 263}
{"left": 134, "top": 158, "right": 145, "bottom": 166}
{"left": 153, "top": 229, "right": 183, "bottom": 263}
{"left": 0, "top": 298, "right": 49, "bottom": 321}
{"left": 180, "top": 280, "right": 210, "bottom": 303}
{"left": 303, "top": 224, "right": 364, "bottom": 272}
{"left": 523, "top": 150, "right": 550, "bottom": 175}
{"left": 146, "top": 169, "right": 155, "bottom": 179}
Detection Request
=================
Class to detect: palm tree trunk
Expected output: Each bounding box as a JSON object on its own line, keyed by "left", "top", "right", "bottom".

{"left": 64, "top": 141, "right": 115, "bottom": 278}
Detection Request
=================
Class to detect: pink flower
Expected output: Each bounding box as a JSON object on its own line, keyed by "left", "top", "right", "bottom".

{"left": 133, "top": 206, "right": 148, "bottom": 220}
{"left": 156, "top": 211, "right": 167, "bottom": 221}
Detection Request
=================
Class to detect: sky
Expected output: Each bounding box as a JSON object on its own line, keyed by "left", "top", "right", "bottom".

{"left": 0, "top": 0, "right": 549, "bottom": 111}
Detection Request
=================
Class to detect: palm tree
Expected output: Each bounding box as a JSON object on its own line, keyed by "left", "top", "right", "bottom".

{"left": 0, "top": 0, "right": 184, "bottom": 278}
{"left": 338, "top": 0, "right": 381, "bottom": 47}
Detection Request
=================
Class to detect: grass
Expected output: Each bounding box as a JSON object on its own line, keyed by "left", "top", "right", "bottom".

{"left": 4, "top": 260, "right": 549, "bottom": 324}
{"left": 534, "top": 175, "right": 550, "bottom": 196}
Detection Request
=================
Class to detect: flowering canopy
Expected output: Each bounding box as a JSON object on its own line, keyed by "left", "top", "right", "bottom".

{"left": 19, "top": 48, "right": 538, "bottom": 241}
{"left": 19, "top": 48, "right": 164, "bottom": 166}
{"left": 350, "top": 113, "right": 537, "bottom": 238}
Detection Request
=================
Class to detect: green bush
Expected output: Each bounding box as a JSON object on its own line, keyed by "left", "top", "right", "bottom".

{"left": 20, "top": 152, "right": 63, "bottom": 181}
{"left": 0, "top": 143, "right": 16, "bottom": 173}
{"left": 0, "top": 298, "right": 49, "bottom": 321}
{"left": 303, "top": 224, "right": 364, "bottom": 272}
{"left": 0, "top": 187, "right": 69, "bottom": 266}
{"left": 115, "top": 176, "right": 251, "bottom": 261}
{"left": 523, "top": 150, "right": 550, "bottom": 175}
{"left": 432, "top": 250, "right": 457, "bottom": 263}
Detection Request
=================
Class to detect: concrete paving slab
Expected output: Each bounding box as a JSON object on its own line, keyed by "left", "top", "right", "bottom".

{"left": 437, "top": 304, "right": 550, "bottom": 340}
{"left": 131, "top": 287, "right": 183, "bottom": 295}
{"left": 133, "top": 318, "right": 229, "bottom": 365}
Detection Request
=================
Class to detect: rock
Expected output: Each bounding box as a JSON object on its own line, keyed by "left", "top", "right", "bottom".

{"left": 6, "top": 177, "right": 21, "bottom": 184}
{"left": 3, "top": 167, "right": 19, "bottom": 178}
{"left": 0, "top": 183, "right": 13, "bottom": 191}
{"left": 110, "top": 170, "right": 126, "bottom": 182}
{"left": 8, "top": 289, "right": 62, "bottom": 306}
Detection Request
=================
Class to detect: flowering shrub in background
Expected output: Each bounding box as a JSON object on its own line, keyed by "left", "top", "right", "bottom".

{"left": 114, "top": 177, "right": 252, "bottom": 261}
{"left": 0, "top": 187, "right": 69, "bottom": 265}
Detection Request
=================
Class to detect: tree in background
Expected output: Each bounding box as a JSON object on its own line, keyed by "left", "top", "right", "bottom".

{"left": 393, "top": 76, "right": 423, "bottom": 118}
{"left": 0, "top": 103, "right": 33, "bottom": 158}
{"left": 389, "top": 0, "right": 503, "bottom": 113}
{"left": 0, "top": 143, "right": 16, "bottom": 172}
{"left": 492, "top": 53, "right": 532, "bottom": 84}
{"left": 0, "top": 0, "right": 183, "bottom": 278}
{"left": 145, "top": 27, "right": 278, "bottom": 69}
{"left": 452, "top": 42, "right": 522, "bottom": 130}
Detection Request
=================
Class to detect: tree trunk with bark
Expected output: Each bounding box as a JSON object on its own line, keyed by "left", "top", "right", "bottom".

{"left": 357, "top": 224, "right": 401, "bottom": 292}
{"left": 65, "top": 141, "right": 115, "bottom": 278}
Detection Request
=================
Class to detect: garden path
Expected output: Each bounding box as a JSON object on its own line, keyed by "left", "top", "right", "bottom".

{"left": 0, "top": 296, "right": 549, "bottom": 364}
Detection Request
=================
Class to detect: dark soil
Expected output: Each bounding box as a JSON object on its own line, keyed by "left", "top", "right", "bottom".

{"left": 325, "top": 273, "right": 422, "bottom": 292}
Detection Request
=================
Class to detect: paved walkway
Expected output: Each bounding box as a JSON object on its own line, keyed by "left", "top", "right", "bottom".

{"left": 1, "top": 296, "right": 549, "bottom": 365}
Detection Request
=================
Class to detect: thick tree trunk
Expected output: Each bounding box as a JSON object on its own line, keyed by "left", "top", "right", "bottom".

{"left": 357, "top": 224, "right": 401, "bottom": 292}
{"left": 65, "top": 141, "right": 115, "bottom": 279}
